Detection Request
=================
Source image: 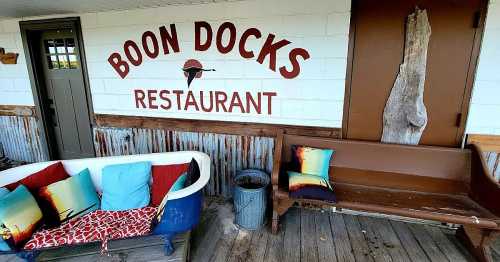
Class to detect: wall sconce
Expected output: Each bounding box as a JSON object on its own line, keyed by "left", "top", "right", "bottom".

{"left": 0, "top": 48, "right": 19, "bottom": 64}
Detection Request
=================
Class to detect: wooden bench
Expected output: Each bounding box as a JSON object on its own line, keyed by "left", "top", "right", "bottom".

{"left": 271, "top": 133, "right": 500, "bottom": 262}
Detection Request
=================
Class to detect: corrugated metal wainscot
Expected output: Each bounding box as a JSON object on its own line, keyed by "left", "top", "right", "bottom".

{"left": 93, "top": 127, "right": 274, "bottom": 197}
{"left": 0, "top": 116, "right": 48, "bottom": 163}
{"left": 484, "top": 151, "right": 500, "bottom": 182}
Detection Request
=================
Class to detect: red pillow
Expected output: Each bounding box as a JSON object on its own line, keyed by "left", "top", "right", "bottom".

{"left": 6, "top": 161, "right": 70, "bottom": 191}
{"left": 151, "top": 163, "right": 190, "bottom": 206}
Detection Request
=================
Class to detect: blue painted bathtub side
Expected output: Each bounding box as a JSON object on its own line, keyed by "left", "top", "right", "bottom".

{"left": 152, "top": 190, "right": 203, "bottom": 235}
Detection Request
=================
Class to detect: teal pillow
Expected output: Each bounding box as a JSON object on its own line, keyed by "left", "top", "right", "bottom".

{"left": 291, "top": 145, "right": 334, "bottom": 180}
{"left": 152, "top": 172, "right": 188, "bottom": 226}
{"left": 170, "top": 173, "right": 187, "bottom": 192}
{"left": 0, "top": 188, "right": 10, "bottom": 252}
{"left": 0, "top": 185, "right": 43, "bottom": 249}
{"left": 101, "top": 161, "right": 152, "bottom": 211}
{"left": 39, "top": 168, "right": 100, "bottom": 223}
{"left": 0, "top": 188, "right": 9, "bottom": 199}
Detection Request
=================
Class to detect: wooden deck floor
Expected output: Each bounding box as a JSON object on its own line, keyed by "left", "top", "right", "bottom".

{"left": 0, "top": 200, "right": 499, "bottom": 261}
{"left": 191, "top": 202, "right": 500, "bottom": 262}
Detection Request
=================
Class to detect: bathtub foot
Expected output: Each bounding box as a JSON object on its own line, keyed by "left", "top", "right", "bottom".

{"left": 162, "top": 233, "right": 175, "bottom": 256}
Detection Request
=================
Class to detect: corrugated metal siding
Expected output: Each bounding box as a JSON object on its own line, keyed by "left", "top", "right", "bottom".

{"left": 484, "top": 151, "right": 500, "bottom": 182}
{"left": 0, "top": 116, "right": 48, "bottom": 162}
{"left": 93, "top": 127, "right": 274, "bottom": 197}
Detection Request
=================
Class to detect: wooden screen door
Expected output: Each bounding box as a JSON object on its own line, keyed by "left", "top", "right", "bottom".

{"left": 344, "top": 0, "right": 485, "bottom": 147}
{"left": 30, "top": 22, "right": 95, "bottom": 159}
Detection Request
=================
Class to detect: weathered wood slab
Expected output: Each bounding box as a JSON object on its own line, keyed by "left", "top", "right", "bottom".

{"left": 283, "top": 208, "right": 300, "bottom": 262}
{"left": 36, "top": 232, "right": 190, "bottom": 262}
{"left": 314, "top": 211, "right": 337, "bottom": 262}
{"left": 382, "top": 7, "right": 431, "bottom": 145}
{"left": 330, "top": 213, "right": 356, "bottom": 262}
{"left": 342, "top": 214, "right": 374, "bottom": 262}
{"left": 389, "top": 220, "right": 430, "bottom": 262}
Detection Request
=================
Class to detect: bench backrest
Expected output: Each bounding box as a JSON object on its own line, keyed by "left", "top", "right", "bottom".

{"left": 281, "top": 135, "right": 471, "bottom": 194}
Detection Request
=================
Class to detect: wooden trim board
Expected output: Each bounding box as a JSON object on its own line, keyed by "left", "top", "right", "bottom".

{"left": 467, "top": 134, "right": 500, "bottom": 153}
{"left": 0, "top": 105, "right": 36, "bottom": 117}
{"left": 95, "top": 114, "right": 342, "bottom": 138}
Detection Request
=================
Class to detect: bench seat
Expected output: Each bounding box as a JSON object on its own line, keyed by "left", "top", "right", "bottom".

{"left": 276, "top": 183, "right": 499, "bottom": 229}
{"left": 271, "top": 133, "right": 500, "bottom": 262}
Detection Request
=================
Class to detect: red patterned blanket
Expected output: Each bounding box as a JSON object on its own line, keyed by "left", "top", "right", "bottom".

{"left": 24, "top": 207, "right": 157, "bottom": 253}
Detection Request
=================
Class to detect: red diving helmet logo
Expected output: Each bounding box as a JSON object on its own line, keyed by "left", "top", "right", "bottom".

{"left": 182, "top": 59, "right": 215, "bottom": 87}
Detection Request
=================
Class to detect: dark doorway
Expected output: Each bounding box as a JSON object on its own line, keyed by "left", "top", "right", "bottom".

{"left": 21, "top": 18, "right": 95, "bottom": 159}
{"left": 343, "top": 0, "right": 486, "bottom": 147}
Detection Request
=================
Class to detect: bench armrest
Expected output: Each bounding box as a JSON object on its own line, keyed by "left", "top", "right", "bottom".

{"left": 271, "top": 129, "right": 284, "bottom": 187}
{"left": 469, "top": 143, "right": 500, "bottom": 217}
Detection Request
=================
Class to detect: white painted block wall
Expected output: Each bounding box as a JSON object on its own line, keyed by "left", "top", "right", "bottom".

{"left": 466, "top": 0, "right": 500, "bottom": 135}
{"left": 1, "top": 0, "right": 498, "bottom": 133}
{"left": 81, "top": 0, "right": 351, "bottom": 128}
{"left": 0, "top": 20, "right": 34, "bottom": 105}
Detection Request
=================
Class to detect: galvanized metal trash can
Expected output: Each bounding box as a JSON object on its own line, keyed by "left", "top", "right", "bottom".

{"left": 233, "top": 169, "right": 270, "bottom": 230}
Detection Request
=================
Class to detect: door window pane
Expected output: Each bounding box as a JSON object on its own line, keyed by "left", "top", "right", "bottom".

{"left": 44, "top": 40, "right": 56, "bottom": 54}
{"left": 55, "top": 39, "right": 65, "bottom": 53}
{"left": 65, "top": 38, "right": 75, "bottom": 53}
{"left": 58, "top": 55, "right": 69, "bottom": 69}
{"left": 47, "top": 55, "right": 59, "bottom": 69}
{"left": 68, "top": 55, "right": 78, "bottom": 69}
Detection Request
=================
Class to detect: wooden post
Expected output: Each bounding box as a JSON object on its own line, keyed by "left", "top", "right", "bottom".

{"left": 382, "top": 7, "right": 431, "bottom": 145}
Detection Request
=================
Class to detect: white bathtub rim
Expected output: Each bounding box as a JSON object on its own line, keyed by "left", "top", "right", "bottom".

{"left": 0, "top": 151, "right": 211, "bottom": 201}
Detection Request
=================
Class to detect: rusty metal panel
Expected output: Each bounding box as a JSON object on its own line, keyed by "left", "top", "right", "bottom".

{"left": 0, "top": 116, "right": 48, "bottom": 162}
{"left": 93, "top": 127, "right": 274, "bottom": 197}
{"left": 484, "top": 151, "right": 500, "bottom": 182}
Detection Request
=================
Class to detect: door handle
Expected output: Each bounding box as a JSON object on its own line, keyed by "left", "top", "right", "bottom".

{"left": 455, "top": 113, "right": 462, "bottom": 127}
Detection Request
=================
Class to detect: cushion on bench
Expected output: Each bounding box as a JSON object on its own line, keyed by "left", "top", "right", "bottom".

{"left": 24, "top": 207, "right": 157, "bottom": 253}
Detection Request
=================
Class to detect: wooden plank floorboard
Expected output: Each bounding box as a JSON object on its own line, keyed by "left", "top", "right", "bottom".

{"left": 263, "top": 225, "right": 284, "bottom": 262}
{"left": 407, "top": 223, "right": 449, "bottom": 262}
{"left": 314, "top": 211, "right": 337, "bottom": 262}
{"left": 208, "top": 226, "right": 237, "bottom": 262}
{"left": 369, "top": 218, "right": 411, "bottom": 262}
{"left": 227, "top": 230, "right": 252, "bottom": 262}
{"left": 389, "top": 220, "right": 430, "bottom": 262}
{"left": 424, "top": 225, "right": 468, "bottom": 262}
{"left": 247, "top": 229, "right": 269, "bottom": 261}
{"left": 0, "top": 255, "right": 21, "bottom": 262}
{"left": 282, "top": 208, "right": 301, "bottom": 262}
{"left": 440, "top": 228, "right": 476, "bottom": 262}
{"left": 191, "top": 211, "right": 223, "bottom": 262}
{"left": 491, "top": 236, "right": 500, "bottom": 260}
{"left": 330, "top": 213, "right": 356, "bottom": 262}
{"left": 342, "top": 214, "right": 374, "bottom": 262}
{"left": 357, "top": 216, "right": 393, "bottom": 262}
{"left": 300, "top": 210, "right": 319, "bottom": 262}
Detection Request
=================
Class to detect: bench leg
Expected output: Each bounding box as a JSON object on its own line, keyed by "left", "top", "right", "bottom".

{"left": 456, "top": 226, "right": 497, "bottom": 262}
{"left": 271, "top": 211, "right": 279, "bottom": 234}
{"left": 271, "top": 198, "right": 294, "bottom": 234}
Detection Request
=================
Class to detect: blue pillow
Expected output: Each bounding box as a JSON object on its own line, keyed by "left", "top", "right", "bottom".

{"left": 101, "top": 161, "right": 152, "bottom": 211}
{"left": 0, "top": 188, "right": 10, "bottom": 252}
